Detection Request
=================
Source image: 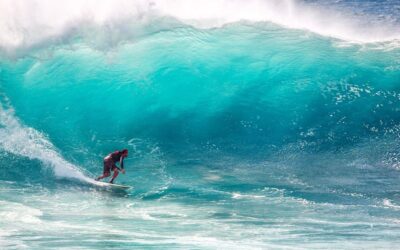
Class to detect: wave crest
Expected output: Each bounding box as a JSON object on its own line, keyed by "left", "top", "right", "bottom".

{"left": 0, "top": 0, "right": 399, "bottom": 55}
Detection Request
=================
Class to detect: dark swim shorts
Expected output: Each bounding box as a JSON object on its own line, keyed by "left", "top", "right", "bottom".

{"left": 103, "top": 158, "right": 118, "bottom": 175}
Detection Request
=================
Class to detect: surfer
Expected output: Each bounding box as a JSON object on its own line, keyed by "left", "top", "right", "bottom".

{"left": 95, "top": 149, "right": 128, "bottom": 183}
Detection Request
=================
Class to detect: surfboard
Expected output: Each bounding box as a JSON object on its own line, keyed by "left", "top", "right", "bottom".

{"left": 92, "top": 180, "right": 132, "bottom": 190}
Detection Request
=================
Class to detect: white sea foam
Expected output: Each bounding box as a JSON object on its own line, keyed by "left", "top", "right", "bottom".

{"left": 383, "top": 199, "right": 400, "bottom": 210}
{"left": 0, "top": 103, "right": 91, "bottom": 182}
{"left": 232, "top": 192, "right": 265, "bottom": 200}
{"left": 0, "top": 201, "right": 43, "bottom": 224}
{"left": 0, "top": 0, "right": 399, "bottom": 54}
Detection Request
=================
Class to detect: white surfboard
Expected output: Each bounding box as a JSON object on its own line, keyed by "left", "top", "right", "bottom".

{"left": 92, "top": 180, "right": 132, "bottom": 190}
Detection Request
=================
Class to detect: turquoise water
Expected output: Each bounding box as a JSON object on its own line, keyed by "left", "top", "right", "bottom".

{"left": 1, "top": 0, "right": 400, "bottom": 249}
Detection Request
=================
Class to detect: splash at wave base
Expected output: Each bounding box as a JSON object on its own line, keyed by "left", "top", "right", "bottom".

{"left": 1, "top": 0, "right": 400, "bottom": 249}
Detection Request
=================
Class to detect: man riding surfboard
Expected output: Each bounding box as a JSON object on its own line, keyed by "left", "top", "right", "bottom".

{"left": 95, "top": 149, "right": 128, "bottom": 184}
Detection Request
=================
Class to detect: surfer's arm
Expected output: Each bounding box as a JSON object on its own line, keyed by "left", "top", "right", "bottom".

{"left": 120, "top": 157, "right": 126, "bottom": 174}
{"left": 120, "top": 157, "right": 124, "bottom": 169}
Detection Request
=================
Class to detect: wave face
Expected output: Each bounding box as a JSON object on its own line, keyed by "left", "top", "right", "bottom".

{"left": 1, "top": 1, "right": 400, "bottom": 249}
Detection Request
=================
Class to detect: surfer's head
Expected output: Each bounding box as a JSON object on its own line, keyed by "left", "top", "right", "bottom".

{"left": 121, "top": 149, "right": 128, "bottom": 156}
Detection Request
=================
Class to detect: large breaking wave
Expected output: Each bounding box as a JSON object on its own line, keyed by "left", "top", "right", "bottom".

{"left": 1, "top": 1, "right": 400, "bottom": 248}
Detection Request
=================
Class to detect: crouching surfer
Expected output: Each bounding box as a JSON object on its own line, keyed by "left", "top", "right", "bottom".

{"left": 95, "top": 149, "right": 128, "bottom": 184}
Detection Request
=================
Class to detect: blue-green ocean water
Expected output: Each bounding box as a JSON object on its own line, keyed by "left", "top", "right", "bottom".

{"left": 1, "top": 0, "right": 400, "bottom": 249}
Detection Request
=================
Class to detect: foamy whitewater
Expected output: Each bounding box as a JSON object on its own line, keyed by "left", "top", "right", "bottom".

{"left": 1, "top": 0, "right": 400, "bottom": 249}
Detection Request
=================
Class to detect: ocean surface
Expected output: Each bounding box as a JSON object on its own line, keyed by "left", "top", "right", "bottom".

{"left": 1, "top": 0, "right": 400, "bottom": 249}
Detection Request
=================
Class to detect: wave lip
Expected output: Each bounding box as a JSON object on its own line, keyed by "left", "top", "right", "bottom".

{"left": 157, "top": 0, "right": 400, "bottom": 43}
{"left": 0, "top": 0, "right": 399, "bottom": 54}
